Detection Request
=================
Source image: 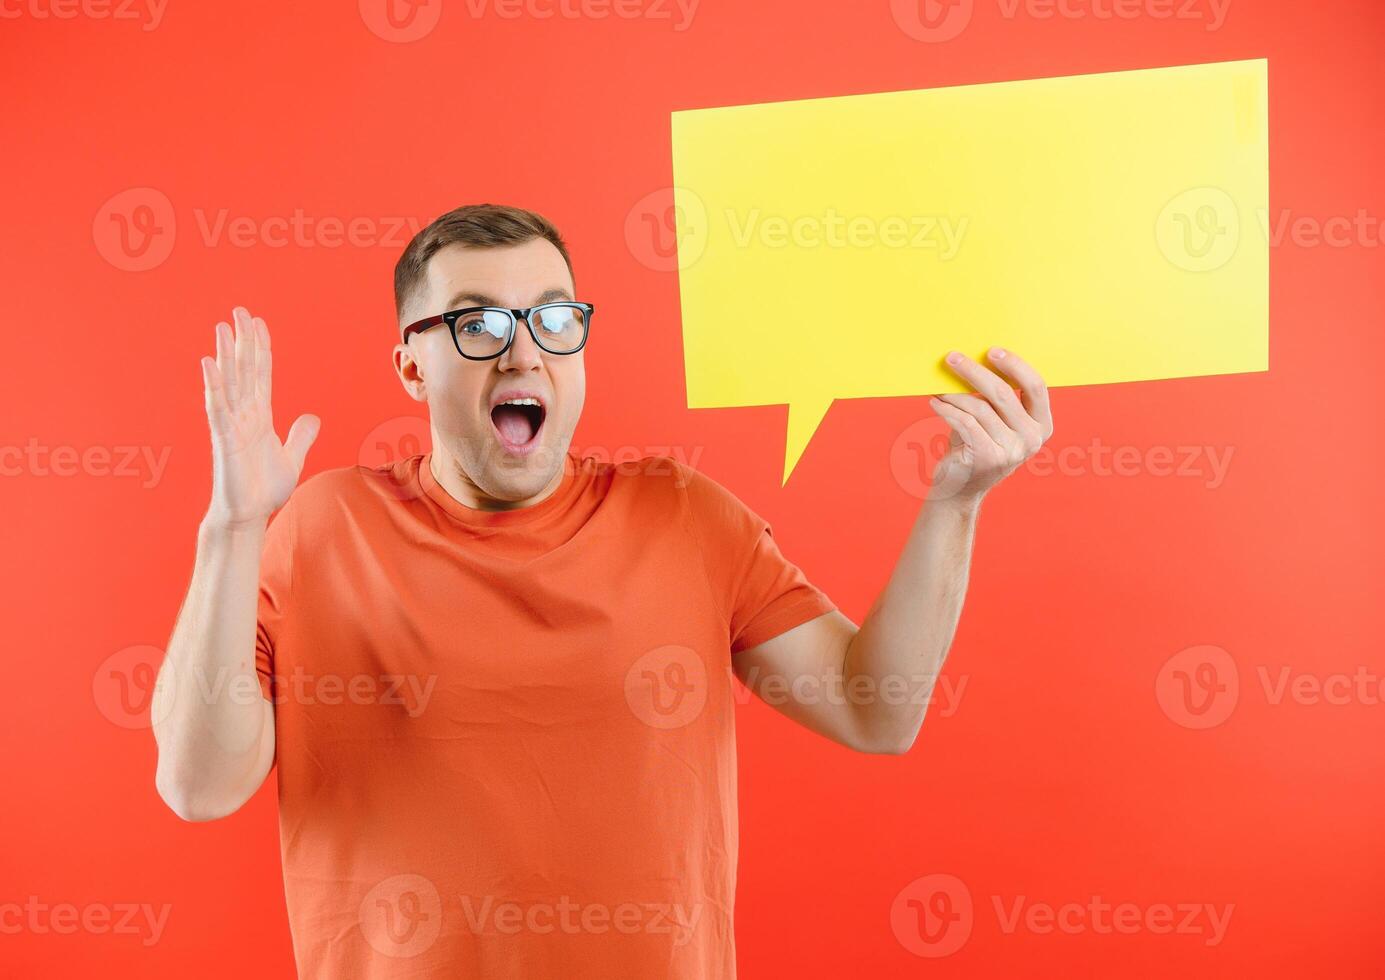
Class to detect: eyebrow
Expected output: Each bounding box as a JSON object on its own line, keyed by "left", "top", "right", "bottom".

{"left": 444, "top": 287, "right": 573, "bottom": 310}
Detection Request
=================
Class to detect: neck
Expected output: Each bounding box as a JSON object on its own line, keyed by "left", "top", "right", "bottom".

{"left": 429, "top": 442, "right": 566, "bottom": 512}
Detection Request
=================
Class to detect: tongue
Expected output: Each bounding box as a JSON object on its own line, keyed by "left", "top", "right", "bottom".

{"left": 493, "top": 405, "right": 536, "bottom": 445}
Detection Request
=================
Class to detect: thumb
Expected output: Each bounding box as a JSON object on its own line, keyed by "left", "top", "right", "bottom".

{"left": 284, "top": 414, "right": 321, "bottom": 470}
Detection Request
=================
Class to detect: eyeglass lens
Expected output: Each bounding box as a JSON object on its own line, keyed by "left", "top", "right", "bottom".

{"left": 454, "top": 305, "right": 586, "bottom": 357}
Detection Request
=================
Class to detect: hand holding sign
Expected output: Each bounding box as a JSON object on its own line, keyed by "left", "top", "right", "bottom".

{"left": 927, "top": 347, "right": 1054, "bottom": 506}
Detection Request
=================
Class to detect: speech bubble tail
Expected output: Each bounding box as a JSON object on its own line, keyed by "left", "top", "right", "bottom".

{"left": 782, "top": 396, "right": 834, "bottom": 487}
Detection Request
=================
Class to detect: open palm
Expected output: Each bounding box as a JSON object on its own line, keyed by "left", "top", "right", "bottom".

{"left": 201, "top": 307, "right": 320, "bottom": 527}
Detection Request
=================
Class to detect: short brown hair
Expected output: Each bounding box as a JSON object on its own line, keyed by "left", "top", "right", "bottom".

{"left": 393, "top": 203, "right": 575, "bottom": 325}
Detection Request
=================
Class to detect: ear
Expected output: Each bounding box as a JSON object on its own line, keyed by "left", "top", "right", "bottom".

{"left": 393, "top": 343, "right": 428, "bottom": 403}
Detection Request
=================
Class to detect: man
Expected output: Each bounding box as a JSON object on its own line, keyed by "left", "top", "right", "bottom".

{"left": 152, "top": 203, "right": 1053, "bottom": 977}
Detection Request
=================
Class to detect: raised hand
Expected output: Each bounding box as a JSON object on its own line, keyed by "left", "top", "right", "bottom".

{"left": 201, "top": 306, "right": 320, "bottom": 528}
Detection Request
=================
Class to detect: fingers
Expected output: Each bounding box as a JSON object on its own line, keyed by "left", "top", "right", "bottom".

{"left": 936, "top": 391, "right": 1012, "bottom": 448}
{"left": 983, "top": 347, "right": 1054, "bottom": 440}
{"left": 943, "top": 349, "right": 1049, "bottom": 453}
{"left": 233, "top": 307, "right": 256, "bottom": 405}
{"left": 214, "top": 307, "right": 268, "bottom": 413}
{"left": 201, "top": 355, "right": 232, "bottom": 438}
{"left": 283, "top": 414, "right": 322, "bottom": 471}
{"left": 942, "top": 350, "right": 1034, "bottom": 435}
{"left": 255, "top": 316, "right": 272, "bottom": 411}
{"left": 928, "top": 396, "right": 988, "bottom": 450}
{"left": 215, "top": 319, "right": 237, "bottom": 409}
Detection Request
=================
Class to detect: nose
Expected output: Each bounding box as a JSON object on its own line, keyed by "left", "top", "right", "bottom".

{"left": 497, "top": 315, "right": 544, "bottom": 373}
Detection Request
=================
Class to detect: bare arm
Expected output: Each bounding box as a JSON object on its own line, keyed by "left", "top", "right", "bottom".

{"left": 733, "top": 496, "right": 980, "bottom": 754}
{"left": 152, "top": 307, "right": 319, "bottom": 821}
{"left": 154, "top": 518, "right": 277, "bottom": 821}
{"left": 734, "top": 347, "right": 1053, "bottom": 754}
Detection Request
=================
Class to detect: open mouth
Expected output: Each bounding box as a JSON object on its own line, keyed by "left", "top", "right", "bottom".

{"left": 490, "top": 400, "right": 547, "bottom": 452}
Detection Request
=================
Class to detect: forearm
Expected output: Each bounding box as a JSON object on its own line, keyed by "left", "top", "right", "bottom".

{"left": 152, "top": 516, "right": 275, "bottom": 821}
{"left": 739, "top": 347, "right": 1051, "bottom": 755}
{"left": 842, "top": 494, "right": 981, "bottom": 752}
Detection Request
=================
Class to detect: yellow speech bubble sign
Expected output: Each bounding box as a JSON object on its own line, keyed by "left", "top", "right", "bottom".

{"left": 671, "top": 59, "right": 1268, "bottom": 486}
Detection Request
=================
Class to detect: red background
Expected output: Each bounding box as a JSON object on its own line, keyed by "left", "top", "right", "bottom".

{"left": 3, "top": 0, "right": 1383, "bottom": 975}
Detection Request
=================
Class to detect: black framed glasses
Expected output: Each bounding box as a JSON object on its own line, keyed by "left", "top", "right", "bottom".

{"left": 401, "top": 302, "right": 593, "bottom": 360}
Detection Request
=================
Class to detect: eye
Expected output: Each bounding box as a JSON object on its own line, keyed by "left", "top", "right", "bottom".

{"left": 536, "top": 310, "right": 564, "bottom": 334}
{"left": 457, "top": 312, "right": 508, "bottom": 340}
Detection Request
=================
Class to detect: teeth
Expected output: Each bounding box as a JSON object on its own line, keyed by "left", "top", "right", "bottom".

{"left": 498, "top": 397, "right": 541, "bottom": 408}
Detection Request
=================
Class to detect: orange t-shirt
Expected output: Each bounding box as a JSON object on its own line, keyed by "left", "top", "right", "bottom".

{"left": 254, "top": 450, "right": 837, "bottom": 978}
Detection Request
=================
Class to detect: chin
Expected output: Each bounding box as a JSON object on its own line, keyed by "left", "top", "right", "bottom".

{"left": 447, "top": 422, "right": 569, "bottom": 496}
{"left": 489, "top": 436, "right": 566, "bottom": 485}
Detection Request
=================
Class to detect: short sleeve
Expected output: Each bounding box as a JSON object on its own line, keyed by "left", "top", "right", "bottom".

{"left": 678, "top": 461, "right": 837, "bottom": 655}
{"left": 255, "top": 494, "right": 297, "bottom": 702}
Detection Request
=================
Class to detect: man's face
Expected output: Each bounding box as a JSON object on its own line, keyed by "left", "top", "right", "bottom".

{"left": 395, "top": 238, "right": 585, "bottom": 506}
